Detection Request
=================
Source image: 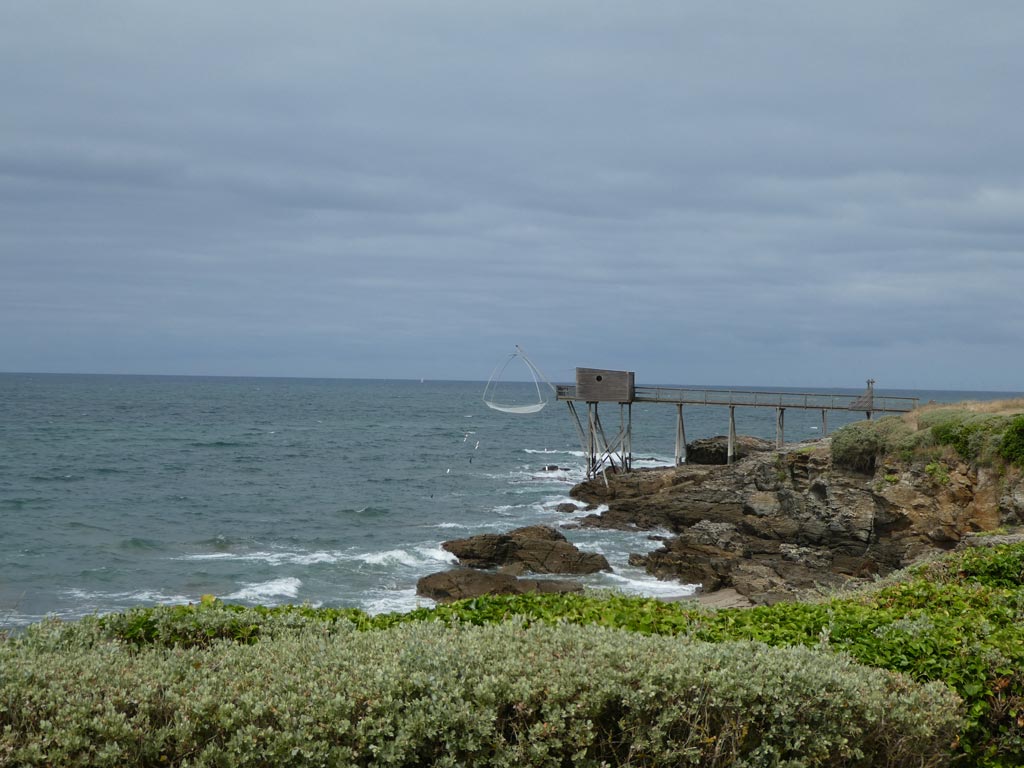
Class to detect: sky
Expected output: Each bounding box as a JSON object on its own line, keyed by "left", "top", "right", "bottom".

{"left": 2, "top": 2, "right": 1023, "bottom": 391}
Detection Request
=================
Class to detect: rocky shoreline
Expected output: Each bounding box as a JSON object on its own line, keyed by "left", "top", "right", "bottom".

{"left": 418, "top": 429, "right": 1024, "bottom": 607}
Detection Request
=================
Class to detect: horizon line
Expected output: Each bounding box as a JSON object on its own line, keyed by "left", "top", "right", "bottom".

{"left": 1, "top": 370, "right": 1021, "bottom": 395}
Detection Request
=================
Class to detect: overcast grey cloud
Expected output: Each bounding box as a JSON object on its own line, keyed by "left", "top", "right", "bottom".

{"left": 2, "top": 1, "right": 1023, "bottom": 390}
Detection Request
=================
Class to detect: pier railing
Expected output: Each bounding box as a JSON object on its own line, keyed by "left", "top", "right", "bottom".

{"left": 556, "top": 385, "right": 918, "bottom": 413}
{"left": 554, "top": 379, "right": 918, "bottom": 478}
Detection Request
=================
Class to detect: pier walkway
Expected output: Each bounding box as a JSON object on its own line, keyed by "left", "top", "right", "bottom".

{"left": 555, "top": 372, "right": 919, "bottom": 478}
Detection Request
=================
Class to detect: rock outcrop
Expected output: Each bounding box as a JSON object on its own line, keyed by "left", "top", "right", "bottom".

{"left": 441, "top": 524, "right": 611, "bottom": 575}
{"left": 416, "top": 525, "right": 610, "bottom": 603}
{"left": 684, "top": 435, "right": 776, "bottom": 465}
{"left": 573, "top": 441, "right": 1024, "bottom": 605}
{"left": 416, "top": 569, "right": 584, "bottom": 603}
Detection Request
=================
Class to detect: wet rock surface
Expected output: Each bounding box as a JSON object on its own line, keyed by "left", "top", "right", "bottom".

{"left": 416, "top": 525, "right": 610, "bottom": 602}
{"left": 574, "top": 440, "right": 1024, "bottom": 605}
{"left": 684, "top": 435, "right": 777, "bottom": 465}
{"left": 441, "top": 524, "right": 610, "bottom": 575}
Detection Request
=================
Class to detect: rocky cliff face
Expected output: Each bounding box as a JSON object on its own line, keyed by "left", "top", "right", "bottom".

{"left": 571, "top": 442, "right": 1024, "bottom": 604}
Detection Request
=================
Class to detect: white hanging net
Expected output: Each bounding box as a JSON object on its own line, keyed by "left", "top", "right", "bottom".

{"left": 482, "top": 346, "right": 555, "bottom": 414}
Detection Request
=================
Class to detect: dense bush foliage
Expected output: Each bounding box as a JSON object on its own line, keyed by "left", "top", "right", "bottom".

{"left": 829, "top": 420, "right": 888, "bottom": 472}
{"left": 427, "top": 547, "right": 1023, "bottom": 766}
{"left": 7, "top": 544, "right": 1024, "bottom": 765}
{"left": 829, "top": 414, "right": 927, "bottom": 471}
{"left": 922, "top": 411, "right": 1016, "bottom": 466}
{"left": 0, "top": 620, "right": 958, "bottom": 767}
{"left": 831, "top": 407, "right": 1024, "bottom": 473}
{"left": 998, "top": 416, "right": 1024, "bottom": 466}
{"left": 51, "top": 542, "right": 1024, "bottom": 767}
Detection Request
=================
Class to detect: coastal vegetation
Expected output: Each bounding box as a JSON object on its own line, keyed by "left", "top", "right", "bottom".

{"left": 831, "top": 400, "right": 1024, "bottom": 473}
{"left": 4, "top": 541, "right": 1024, "bottom": 766}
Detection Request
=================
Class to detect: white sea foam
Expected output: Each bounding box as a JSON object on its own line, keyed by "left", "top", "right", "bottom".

{"left": 414, "top": 545, "right": 459, "bottom": 563}
{"left": 594, "top": 571, "right": 699, "bottom": 598}
{"left": 529, "top": 470, "right": 575, "bottom": 483}
{"left": 355, "top": 549, "right": 418, "bottom": 567}
{"left": 179, "top": 550, "right": 343, "bottom": 566}
{"left": 492, "top": 503, "right": 527, "bottom": 513}
{"left": 498, "top": 463, "right": 586, "bottom": 486}
{"left": 355, "top": 547, "right": 456, "bottom": 568}
{"left": 64, "top": 587, "right": 192, "bottom": 604}
{"left": 524, "top": 449, "right": 586, "bottom": 457}
{"left": 492, "top": 502, "right": 538, "bottom": 517}
{"left": 224, "top": 577, "right": 302, "bottom": 601}
{"left": 286, "top": 552, "right": 341, "bottom": 566}
{"left": 537, "top": 495, "right": 592, "bottom": 515}
{"left": 362, "top": 588, "right": 434, "bottom": 615}
{"left": 631, "top": 456, "right": 675, "bottom": 469}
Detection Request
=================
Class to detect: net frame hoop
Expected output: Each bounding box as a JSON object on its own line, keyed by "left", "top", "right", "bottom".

{"left": 482, "top": 345, "right": 554, "bottom": 414}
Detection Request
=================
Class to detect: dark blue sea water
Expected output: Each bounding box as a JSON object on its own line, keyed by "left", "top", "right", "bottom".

{"left": 1, "top": 373, "right": 1017, "bottom": 628}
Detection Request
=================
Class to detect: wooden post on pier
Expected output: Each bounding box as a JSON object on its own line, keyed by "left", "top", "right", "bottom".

{"left": 675, "top": 403, "right": 686, "bottom": 465}
{"left": 622, "top": 403, "right": 633, "bottom": 472}
{"left": 587, "top": 404, "right": 598, "bottom": 476}
{"left": 821, "top": 409, "right": 828, "bottom": 436}
{"left": 776, "top": 407, "right": 785, "bottom": 448}
{"left": 727, "top": 406, "right": 737, "bottom": 464}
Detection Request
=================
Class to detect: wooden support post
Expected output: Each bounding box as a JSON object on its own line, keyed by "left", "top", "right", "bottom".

{"left": 567, "top": 401, "right": 588, "bottom": 458}
{"left": 619, "top": 403, "right": 632, "bottom": 472}
{"left": 587, "top": 403, "right": 598, "bottom": 476}
{"left": 776, "top": 407, "right": 785, "bottom": 449}
{"left": 626, "top": 403, "right": 633, "bottom": 471}
{"left": 727, "top": 406, "right": 736, "bottom": 465}
{"left": 675, "top": 403, "right": 687, "bottom": 465}
{"left": 821, "top": 409, "right": 828, "bottom": 436}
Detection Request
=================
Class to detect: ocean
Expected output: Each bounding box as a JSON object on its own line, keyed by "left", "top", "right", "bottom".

{"left": 1, "top": 373, "right": 1016, "bottom": 629}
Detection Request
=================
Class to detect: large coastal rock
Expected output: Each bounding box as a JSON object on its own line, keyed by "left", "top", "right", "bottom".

{"left": 442, "top": 524, "right": 610, "bottom": 575}
{"left": 416, "top": 568, "right": 584, "bottom": 603}
{"left": 574, "top": 441, "right": 1024, "bottom": 605}
{"left": 417, "top": 525, "right": 609, "bottom": 603}
{"left": 685, "top": 435, "right": 776, "bottom": 465}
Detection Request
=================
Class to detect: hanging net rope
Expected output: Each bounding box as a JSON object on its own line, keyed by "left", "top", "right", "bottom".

{"left": 482, "top": 345, "right": 555, "bottom": 414}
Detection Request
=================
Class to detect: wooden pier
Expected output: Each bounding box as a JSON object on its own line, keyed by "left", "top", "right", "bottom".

{"left": 556, "top": 371, "right": 919, "bottom": 479}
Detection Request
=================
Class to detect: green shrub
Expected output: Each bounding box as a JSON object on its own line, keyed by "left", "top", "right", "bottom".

{"left": 998, "top": 416, "right": 1024, "bottom": 467}
{"left": 0, "top": 621, "right": 960, "bottom": 768}
{"left": 950, "top": 543, "right": 1024, "bottom": 590}
{"left": 928, "top": 413, "right": 1010, "bottom": 466}
{"left": 925, "top": 460, "right": 951, "bottom": 485}
{"left": 831, "top": 416, "right": 931, "bottom": 471}
{"left": 94, "top": 593, "right": 388, "bottom": 649}
{"left": 830, "top": 421, "right": 885, "bottom": 472}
